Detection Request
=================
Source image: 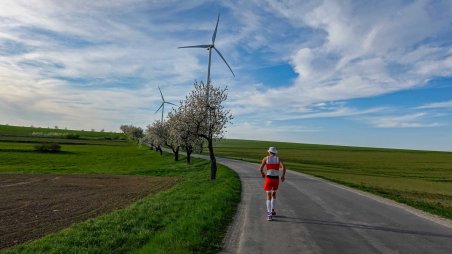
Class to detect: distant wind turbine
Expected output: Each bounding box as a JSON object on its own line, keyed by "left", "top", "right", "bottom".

{"left": 179, "top": 13, "right": 235, "bottom": 85}
{"left": 155, "top": 86, "right": 176, "bottom": 122}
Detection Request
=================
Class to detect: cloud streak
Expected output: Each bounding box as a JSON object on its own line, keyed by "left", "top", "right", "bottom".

{"left": 368, "top": 113, "right": 440, "bottom": 129}
{"left": 418, "top": 100, "right": 452, "bottom": 109}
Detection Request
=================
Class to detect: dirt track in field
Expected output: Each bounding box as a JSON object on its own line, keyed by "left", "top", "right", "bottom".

{"left": 0, "top": 174, "right": 179, "bottom": 249}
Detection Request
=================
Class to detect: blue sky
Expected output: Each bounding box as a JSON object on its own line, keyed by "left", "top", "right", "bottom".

{"left": 1, "top": 0, "right": 452, "bottom": 151}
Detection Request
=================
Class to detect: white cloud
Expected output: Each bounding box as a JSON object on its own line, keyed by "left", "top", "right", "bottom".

{"left": 418, "top": 100, "right": 452, "bottom": 109}
{"left": 368, "top": 113, "right": 440, "bottom": 128}
{"left": 0, "top": 72, "right": 160, "bottom": 131}
{"left": 232, "top": 0, "right": 452, "bottom": 106}
{"left": 283, "top": 106, "right": 385, "bottom": 121}
{"left": 226, "top": 121, "right": 319, "bottom": 142}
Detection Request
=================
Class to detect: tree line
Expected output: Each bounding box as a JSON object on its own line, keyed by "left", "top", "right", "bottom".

{"left": 120, "top": 81, "right": 233, "bottom": 180}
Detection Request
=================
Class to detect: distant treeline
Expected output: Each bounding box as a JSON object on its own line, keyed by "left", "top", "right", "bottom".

{"left": 0, "top": 124, "right": 126, "bottom": 140}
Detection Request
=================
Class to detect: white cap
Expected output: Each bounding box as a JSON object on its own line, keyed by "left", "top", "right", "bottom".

{"left": 268, "top": 147, "right": 278, "bottom": 154}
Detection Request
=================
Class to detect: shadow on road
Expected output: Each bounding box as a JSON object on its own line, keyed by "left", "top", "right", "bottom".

{"left": 272, "top": 216, "right": 452, "bottom": 239}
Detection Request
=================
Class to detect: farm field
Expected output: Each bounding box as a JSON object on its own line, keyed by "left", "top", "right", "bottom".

{"left": 0, "top": 174, "right": 178, "bottom": 249}
{"left": 211, "top": 139, "right": 452, "bottom": 220}
{"left": 0, "top": 125, "right": 240, "bottom": 253}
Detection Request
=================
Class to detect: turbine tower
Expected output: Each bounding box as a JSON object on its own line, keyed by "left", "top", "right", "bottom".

{"left": 179, "top": 13, "right": 235, "bottom": 86}
{"left": 155, "top": 86, "right": 176, "bottom": 122}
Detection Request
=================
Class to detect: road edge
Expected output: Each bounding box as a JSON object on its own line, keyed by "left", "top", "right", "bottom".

{"left": 219, "top": 183, "right": 246, "bottom": 253}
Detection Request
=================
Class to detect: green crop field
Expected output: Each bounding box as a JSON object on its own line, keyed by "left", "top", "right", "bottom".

{"left": 0, "top": 125, "right": 240, "bottom": 254}
{"left": 210, "top": 139, "right": 452, "bottom": 220}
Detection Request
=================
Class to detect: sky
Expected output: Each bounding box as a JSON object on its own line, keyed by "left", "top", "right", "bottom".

{"left": 1, "top": 0, "right": 452, "bottom": 151}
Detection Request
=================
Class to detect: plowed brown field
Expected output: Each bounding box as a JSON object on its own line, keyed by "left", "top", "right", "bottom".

{"left": 0, "top": 174, "right": 179, "bottom": 249}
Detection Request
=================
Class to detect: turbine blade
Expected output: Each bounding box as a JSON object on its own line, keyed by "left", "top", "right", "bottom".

{"left": 179, "top": 45, "right": 210, "bottom": 49}
{"left": 158, "top": 86, "right": 164, "bottom": 101}
{"left": 155, "top": 103, "right": 163, "bottom": 114}
{"left": 212, "top": 13, "right": 220, "bottom": 44}
{"left": 214, "top": 47, "right": 235, "bottom": 77}
{"left": 166, "top": 102, "right": 177, "bottom": 106}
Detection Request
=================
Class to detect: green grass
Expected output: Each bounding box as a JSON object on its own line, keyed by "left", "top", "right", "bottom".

{"left": 0, "top": 141, "right": 167, "bottom": 175}
{"left": 210, "top": 139, "right": 452, "bottom": 219}
{"left": 0, "top": 126, "right": 240, "bottom": 253}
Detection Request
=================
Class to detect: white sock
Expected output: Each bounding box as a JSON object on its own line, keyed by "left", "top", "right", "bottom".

{"left": 271, "top": 198, "right": 275, "bottom": 211}
{"left": 266, "top": 200, "right": 271, "bottom": 213}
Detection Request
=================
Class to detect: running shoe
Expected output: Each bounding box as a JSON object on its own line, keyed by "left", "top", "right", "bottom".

{"left": 267, "top": 212, "right": 273, "bottom": 221}
{"left": 272, "top": 209, "right": 276, "bottom": 216}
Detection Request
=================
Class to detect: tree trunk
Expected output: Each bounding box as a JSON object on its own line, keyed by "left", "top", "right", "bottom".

{"left": 174, "top": 146, "right": 179, "bottom": 161}
{"left": 186, "top": 145, "right": 192, "bottom": 164}
{"left": 208, "top": 138, "right": 217, "bottom": 180}
{"left": 157, "top": 146, "right": 163, "bottom": 155}
{"left": 199, "top": 141, "right": 204, "bottom": 153}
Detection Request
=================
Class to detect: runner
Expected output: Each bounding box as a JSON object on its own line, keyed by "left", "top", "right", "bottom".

{"left": 259, "top": 147, "right": 286, "bottom": 221}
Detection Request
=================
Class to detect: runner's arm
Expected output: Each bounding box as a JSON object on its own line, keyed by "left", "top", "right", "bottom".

{"left": 259, "top": 157, "right": 266, "bottom": 178}
{"left": 280, "top": 159, "right": 286, "bottom": 182}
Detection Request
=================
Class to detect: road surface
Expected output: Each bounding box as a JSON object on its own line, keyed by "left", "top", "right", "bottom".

{"left": 212, "top": 156, "right": 452, "bottom": 254}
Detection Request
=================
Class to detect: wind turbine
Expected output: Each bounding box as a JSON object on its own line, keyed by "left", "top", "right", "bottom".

{"left": 179, "top": 13, "right": 235, "bottom": 86}
{"left": 155, "top": 86, "right": 176, "bottom": 122}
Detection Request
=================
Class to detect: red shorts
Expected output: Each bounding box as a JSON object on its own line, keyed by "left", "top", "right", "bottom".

{"left": 264, "top": 177, "right": 280, "bottom": 191}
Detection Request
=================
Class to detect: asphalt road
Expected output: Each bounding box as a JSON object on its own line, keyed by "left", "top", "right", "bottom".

{"left": 213, "top": 156, "right": 452, "bottom": 254}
